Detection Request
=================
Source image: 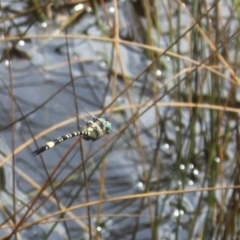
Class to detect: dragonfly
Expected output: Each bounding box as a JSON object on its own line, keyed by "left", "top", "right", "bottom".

{"left": 32, "top": 117, "right": 112, "bottom": 155}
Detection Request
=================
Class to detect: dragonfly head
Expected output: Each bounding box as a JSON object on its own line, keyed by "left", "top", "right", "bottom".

{"left": 97, "top": 118, "right": 112, "bottom": 134}
{"left": 105, "top": 120, "right": 112, "bottom": 134}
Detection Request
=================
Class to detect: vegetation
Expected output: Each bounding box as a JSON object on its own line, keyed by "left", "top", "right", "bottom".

{"left": 0, "top": 0, "right": 240, "bottom": 239}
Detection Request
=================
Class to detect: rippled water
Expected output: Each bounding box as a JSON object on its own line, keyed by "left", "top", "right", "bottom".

{"left": 0, "top": 0, "right": 237, "bottom": 239}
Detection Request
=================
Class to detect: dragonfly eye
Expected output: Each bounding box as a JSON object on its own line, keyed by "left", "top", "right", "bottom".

{"left": 105, "top": 121, "right": 112, "bottom": 134}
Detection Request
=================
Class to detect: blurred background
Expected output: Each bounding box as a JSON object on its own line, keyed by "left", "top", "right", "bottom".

{"left": 0, "top": 0, "right": 240, "bottom": 239}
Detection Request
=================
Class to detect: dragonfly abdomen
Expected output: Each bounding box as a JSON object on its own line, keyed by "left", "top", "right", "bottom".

{"left": 32, "top": 131, "right": 82, "bottom": 155}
